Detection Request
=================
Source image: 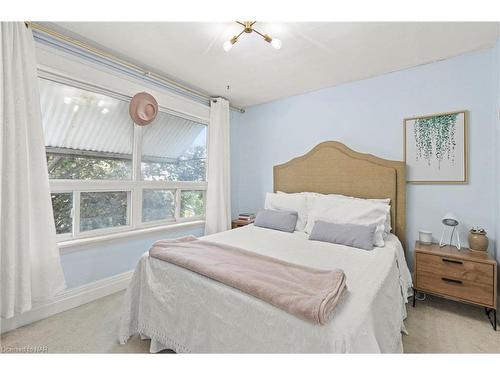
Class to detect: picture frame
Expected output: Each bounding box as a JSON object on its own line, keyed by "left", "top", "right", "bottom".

{"left": 404, "top": 110, "right": 468, "bottom": 184}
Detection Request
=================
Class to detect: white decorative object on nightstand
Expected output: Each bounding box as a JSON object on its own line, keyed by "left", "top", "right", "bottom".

{"left": 419, "top": 230, "right": 432, "bottom": 244}
{"left": 439, "top": 212, "right": 461, "bottom": 249}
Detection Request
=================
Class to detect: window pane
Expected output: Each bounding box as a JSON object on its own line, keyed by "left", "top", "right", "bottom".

{"left": 180, "top": 190, "right": 204, "bottom": 218}
{"left": 142, "top": 189, "right": 175, "bottom": 222}
{"left": 46, "top": 154, "right": 132, "bottom": 180}
{"left": 51, "top": 193, "right": 73, "bottom": 234}
{"left": 80, "top": 192, "right": 129, "bottom": 231}
{"left": 39, "top": 78, "right": 133, "bottom": 180}
{"left": 141, "top": 112, "right": 206, "bottom": 182}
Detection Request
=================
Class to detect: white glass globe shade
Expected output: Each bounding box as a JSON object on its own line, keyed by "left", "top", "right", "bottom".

{"left": 271, "top": 38, "right": 282, "bottom": 49}
{"left": 223, "top": 40, "right": 233, "bottom": 52}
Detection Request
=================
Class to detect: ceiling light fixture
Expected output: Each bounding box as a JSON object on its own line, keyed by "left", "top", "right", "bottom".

{"left": 223, "top": 21, "right": 282, "bottom": 51}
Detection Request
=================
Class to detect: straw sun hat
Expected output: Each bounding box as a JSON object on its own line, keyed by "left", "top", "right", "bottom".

{"left": 129, "top": 92, "right": 158, "bottom": 126}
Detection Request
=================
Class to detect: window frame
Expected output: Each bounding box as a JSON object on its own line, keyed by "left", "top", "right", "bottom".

{"left": 41, "top": 74, "right": 208, "bottom": 243}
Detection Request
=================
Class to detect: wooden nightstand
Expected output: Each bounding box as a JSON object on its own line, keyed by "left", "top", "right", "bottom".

{"left": 231, "top": 219, "right": 254, "bottom": 229}
{"left": 413, "top": 241, "right": 497, "bottom": 330}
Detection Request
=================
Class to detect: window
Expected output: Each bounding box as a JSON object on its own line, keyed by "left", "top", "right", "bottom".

{"left": 41, "top": 79, "right": 133, "bottom": 180}
{"left": 80, "top": 191, "right": 130, "bottom": 232}
{"left": 180, "top": 190, "right": 205, "bottom": 218}
{"left": 141, "top": 111, "right": 207, "bottom": 182}
{"left": 142, "top": 189, "right": 175, "bottom": 222}
{"left": 41, "top": 77, "right": 207, "bottom": 241}
{"left": 51, "top": 193, "right": 73, "bottom": 235}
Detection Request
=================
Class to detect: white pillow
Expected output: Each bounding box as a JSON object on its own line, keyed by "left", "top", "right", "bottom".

{"left": 276, "top": 191, "right": 392, "bottom": 235}
{"left": 302, "top": 192, "right": 391, "bottom": 234}
{"left": 305, "top": 194, "right": 390, "bottom": 247}
{"left": 330, "top": 194, "right": 392, "bottom": 234}
{"left": 369, "top": 198, "right": 392, "bottom": 234}
{"left": 265, "top": 192, "right": 308, "bottom": 231}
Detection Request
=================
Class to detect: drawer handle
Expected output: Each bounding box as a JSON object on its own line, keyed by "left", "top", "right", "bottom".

{"left": 442, "top": 258, "right": 463, "bottom": 265}
{"left": 441, "top": 277, "right": 463, "bottom": 285}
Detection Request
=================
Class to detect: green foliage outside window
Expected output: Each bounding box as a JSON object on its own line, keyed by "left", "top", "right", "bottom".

{"left": 51, "top": 193, "right": 72, "bottom": 234}
{"left": 142, "top": 189, "right": 175, "bottom": 222}
{"left": 48, "top": 145, "right": 206, "bottom": 234}
{"left": 80, "top": 191, "right": 128, "bottom": 231}
{"left": 47, "top": 154, "right": 132, "bottom": 180}
{"left": 141, "top": 145, "right": 206, "bottom": 181}
{"left": 181, "top": 191, "right": 204, "bottom": 218}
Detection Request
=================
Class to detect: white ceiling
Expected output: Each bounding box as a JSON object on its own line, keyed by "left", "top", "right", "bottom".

{"left": 45, "top": 22, "right": 499, "bottom": 108}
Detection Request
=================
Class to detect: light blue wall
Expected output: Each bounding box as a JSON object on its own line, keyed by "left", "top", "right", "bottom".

{"left": 231, "top": 46, "right": 500, "bottom": 268}
{"left": 60, "top": 224, "right": 204, "bottom": 288}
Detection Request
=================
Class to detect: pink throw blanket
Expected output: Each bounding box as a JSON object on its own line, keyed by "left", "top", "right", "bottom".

{"left": 149, "top": 236, "right": 347, "bottom": 325}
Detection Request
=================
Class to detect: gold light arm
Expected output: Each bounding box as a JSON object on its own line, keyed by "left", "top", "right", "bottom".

{"left": 252, "top": 28, "right": 272, "bottom": 43}
{"left": 228, "top": 29, "right": 246, "bottom": 46}
{"left": 236, "top": 21, "right": 256, "bottom": 29}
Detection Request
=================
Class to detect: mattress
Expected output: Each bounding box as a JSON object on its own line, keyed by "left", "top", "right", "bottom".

{"left": 119, "top": 225, "right": 413, "bottom": 353}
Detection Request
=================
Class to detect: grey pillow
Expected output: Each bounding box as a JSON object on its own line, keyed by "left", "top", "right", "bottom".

{"left": 309, "top": 220, "right": 376, "bottom": 250}
{"left": 254, "top": 209, "right": 298, "bottom": 233}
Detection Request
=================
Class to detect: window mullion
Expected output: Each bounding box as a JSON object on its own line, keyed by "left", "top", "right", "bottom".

{"left": 132, "top": 124, "right": 142, "bottom": 181}
{"left": 132, "top": 124, "right": 143, "bottom": 227}
{"left": 175, "top": 189, "right": 181, "bottom": 220}
{"left": 73, "top": 191, "right": 81, "bottom": 237}
{"left": 126, "top": 191, "right": 132, "bottom": 227}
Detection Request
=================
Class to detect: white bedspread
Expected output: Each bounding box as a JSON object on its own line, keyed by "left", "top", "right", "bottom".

{"left": 119, "top": 225, "right": 413, "bottom": 353}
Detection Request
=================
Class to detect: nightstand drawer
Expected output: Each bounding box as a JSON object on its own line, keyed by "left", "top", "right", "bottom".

{"left": 417, "top": 270, "right": 494, "bottom": 306}
{"left": 416, "top": 252, "right": 494, "bottom": 285}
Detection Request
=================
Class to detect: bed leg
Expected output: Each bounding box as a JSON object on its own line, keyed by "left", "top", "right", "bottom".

{"left": 485, "top": 308, "right": 497, "bottom": 331}
{"left": 412, "top": 289, "right": 416, "bottom": 307}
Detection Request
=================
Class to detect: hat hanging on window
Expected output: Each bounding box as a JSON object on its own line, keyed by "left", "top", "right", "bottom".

{"left": 129, "top": 92, "right": 158, "bottom": 126}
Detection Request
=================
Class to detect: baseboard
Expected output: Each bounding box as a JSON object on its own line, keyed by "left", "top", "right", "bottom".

{"left": 1, "top": 270, "right": 133, "bottom": 334}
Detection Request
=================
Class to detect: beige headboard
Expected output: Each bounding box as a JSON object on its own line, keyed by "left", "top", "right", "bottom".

{"left": 273, "top": 141, "right": 406, "bottom": 249}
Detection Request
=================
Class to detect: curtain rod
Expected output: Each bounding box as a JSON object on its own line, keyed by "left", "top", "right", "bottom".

{"left": 26, "top": 22, "right": 245, "bottom": 113}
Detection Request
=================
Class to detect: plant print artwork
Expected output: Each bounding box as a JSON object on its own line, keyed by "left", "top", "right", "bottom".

{"left": 405, "top": 111, "right": 466, "bottom": 183}
{"left": 413, "top": 113, "right": 457, "bottom": 169}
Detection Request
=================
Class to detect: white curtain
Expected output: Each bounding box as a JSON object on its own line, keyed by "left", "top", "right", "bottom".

{"left": 0, "top": 23, "right": 66, "bottom": 320}
{"left": 204, "top": 98, "right": 231, "bottom": 235}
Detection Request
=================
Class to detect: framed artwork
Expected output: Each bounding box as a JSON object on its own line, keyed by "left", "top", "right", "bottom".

{"left": 404, "top": 110, "right": 467, "bottom": 184}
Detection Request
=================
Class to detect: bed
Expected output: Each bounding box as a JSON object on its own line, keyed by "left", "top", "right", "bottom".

{"left": 119, "top": 141, "right": 412, "bottom": 353}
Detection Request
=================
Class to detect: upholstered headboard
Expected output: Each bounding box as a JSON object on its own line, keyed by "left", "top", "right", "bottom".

{"left": 273, "top": 141, "right": 406, "bottom": 248}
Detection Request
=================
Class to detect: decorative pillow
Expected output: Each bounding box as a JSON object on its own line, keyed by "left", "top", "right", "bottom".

{"left": 305, "top": 194, "right": 390, "bottom": 247}
{"left": 265, "top": 192, "right": 308, "bottom": 231}
{"left": 309, "top": 221, "right": 376, "bottom": 250}
{"left": 254, "top": 209, "right": 298, "bottom": 233}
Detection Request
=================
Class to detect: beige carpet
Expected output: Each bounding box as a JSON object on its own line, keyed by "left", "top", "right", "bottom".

{"left": 1, "top": 291, "right": 499, "bottom": 353}
{"left": 403, "top": 295, "right": 500, "bottom": 353}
